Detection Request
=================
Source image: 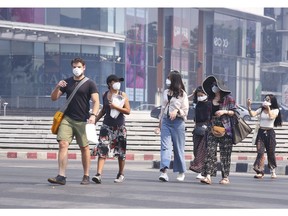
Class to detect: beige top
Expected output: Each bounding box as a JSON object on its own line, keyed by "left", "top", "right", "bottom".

{"left": 160, "top": 89, "right": 189, "bottom": 120}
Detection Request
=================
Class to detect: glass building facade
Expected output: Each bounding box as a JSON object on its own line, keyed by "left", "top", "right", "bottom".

{"left": 0, "top": 8, "right": 275, "bottom": 114}
{"left": 262, "top": 8, "right": 288, "bottom": 105}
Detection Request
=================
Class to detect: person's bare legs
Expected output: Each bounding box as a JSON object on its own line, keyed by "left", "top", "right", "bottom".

{"left": 118, "top": 158, "right": 125, "bottom": 175}
{"left": 58, "top": 140, "right": 69, "bottom": 176}
{"left": 113, "top": 157, "right": 126, "bottom": 183}
{"left": 80, "top": 145, "right": 91, "bottom": 176}
{"left": 96, "top": 157, "right": 106, "bottom": 175}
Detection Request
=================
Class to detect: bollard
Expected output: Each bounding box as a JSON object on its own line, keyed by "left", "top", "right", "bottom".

{"left": 3, "top": 102, "right": 8, "bottom": 116}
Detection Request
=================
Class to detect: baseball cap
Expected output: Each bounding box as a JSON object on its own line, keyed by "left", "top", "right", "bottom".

{"left": 106, "top": 74, "right": 124, "bottom": 85}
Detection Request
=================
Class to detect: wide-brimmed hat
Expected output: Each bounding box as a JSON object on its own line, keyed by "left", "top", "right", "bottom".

{"left": 106, "top": 74, "right": 124, "bottom": 85}
{"left": 202, "top": 75, "right": 231, "bottom": 97}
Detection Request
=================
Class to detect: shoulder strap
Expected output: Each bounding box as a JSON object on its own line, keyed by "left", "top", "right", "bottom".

{"left": 103, "top": 91, "right": 109, "bottom": 101}
{"left": 60, "top": 77, "right": 89, "bottom": 112}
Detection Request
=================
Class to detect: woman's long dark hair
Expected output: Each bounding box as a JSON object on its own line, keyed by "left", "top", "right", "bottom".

{"left": 263, "top": 94, "right": 282, "bottom": 127}
{"left": 168, "top": 70, "right": 186, "bottom": 98}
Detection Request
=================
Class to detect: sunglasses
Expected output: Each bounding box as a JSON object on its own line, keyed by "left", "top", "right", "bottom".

{"left": 264, "top": 98, "right": 271, "bottom": 102}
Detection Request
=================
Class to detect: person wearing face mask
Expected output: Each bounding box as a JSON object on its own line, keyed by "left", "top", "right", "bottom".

{"left": 189, "top": 86, "right": 211, "bottom": 180}
{"left": 200, "top": 75, "right": 237, "bottom": 185}
{"left": 247, "top": 95, "right": 282, "bottom": 179}
{"left": 157, "top": 70, "right": 189, "bottom": 182}
{"left": 48, "top": 57, "right": 100, "bottom": 185}
{"left": 165, "top": 78, "right": 171, "bottom": 87}
{"left": 92, "top": 74, "right": 131, "bottom": 184}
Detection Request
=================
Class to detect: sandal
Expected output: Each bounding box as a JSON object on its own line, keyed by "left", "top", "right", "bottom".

{"left": 219, "top": 178, "right": 230, "bottom": 184}
{"left": 200, "top": 177, "right": 211, "bottom": 185}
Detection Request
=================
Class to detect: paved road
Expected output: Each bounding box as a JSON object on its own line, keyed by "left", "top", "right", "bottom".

{"left": 0, "top": 159, "right": 288, "bottom": 210}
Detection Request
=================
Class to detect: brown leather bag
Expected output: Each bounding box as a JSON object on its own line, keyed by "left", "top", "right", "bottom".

{"left": 211, "top": 125, "right": 226, "bottom": 137}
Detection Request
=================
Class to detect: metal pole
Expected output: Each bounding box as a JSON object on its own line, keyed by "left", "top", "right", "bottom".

{"left": 3, "top": 102, "right": 8, "bottom": 116}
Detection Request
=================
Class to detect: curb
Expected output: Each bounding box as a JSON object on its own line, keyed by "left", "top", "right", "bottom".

{"left": 152, "top": 160, "right": 288, "bottom": 176}
{"left": 0, "top": 150, "right": 287, "bottom": 161}
{"left": 0, "top": 150, "right": 162, "bottom": 161}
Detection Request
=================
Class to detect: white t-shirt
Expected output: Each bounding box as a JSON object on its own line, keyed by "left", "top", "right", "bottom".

{"left": 256, "top": 108, "right": 279, "bottom": 128}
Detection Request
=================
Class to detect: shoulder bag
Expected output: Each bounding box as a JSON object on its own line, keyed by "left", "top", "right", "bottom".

{"left": 51, "top": 77, "right": 89, "bottom": 134}
{"left": 251, "top": 115, "right": 260, "bottom": 145}
{"left": 231, "top": 112, "right": 252, "bottom": 144}
{"left": 193, "top": 106, "right": 207, "bottom": 136}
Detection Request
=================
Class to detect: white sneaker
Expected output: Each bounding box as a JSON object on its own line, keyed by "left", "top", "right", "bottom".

{"left": 196, "top": 173, "right": 205, "bottom": 180}
{"left": 271, "top": 169, "right": 277, "bottom": 179}
{"left": 176, "top": 173, "right": 185, "bottom": 181}
{"left": 159, "top": 172, "right": 169, "bottom": 182}
{"left": 114, "top": 174, "right": 125, "bottom": 183}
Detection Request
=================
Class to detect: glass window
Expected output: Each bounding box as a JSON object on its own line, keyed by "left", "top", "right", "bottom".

{"left": 0, "top": 40, "right": 11, "bottom": 96}
{"left": 81, "top": 8, "right": 100, "bottom": 31}
{"left": 10, "top": 41, "right": 34, "bottom": 96}
{"left": 171, "top": 49, "right": 180, "bottom": 70}
{"left": 213, "top": 55, "right": 237, "bottom": 91}
{"left": 214, "top": 13, "right": 241, "bottom": 56}
{"left": 61, "top": 44, "right": 81, "bottom": 55}
{"left": 126, "top": 42, "right": 135, "bottom": 65}
{"left": 126, "top": 42, "right": 135, "bottom": 87}
{"left": 60, "top": 8, "right": 81, "bottom": 28}
{"left": 147, "top": 9, "right": 158, "bottom": 44}
{"left": 0, "top": 40, "right": 10, "bottom": 54}
{"left": 126, "top": 8, "right": 135, "bottom": 40}
{"left": 34, "top": 8, "right": 45, "bottom": 24}
{"left": 99, "top": 8, "right": 108, "bottom": 32}
{"left": 135, "top": 8, "right": 146, "bottom": 42}
{"left": 181, "top": 9, "right": 190, "bottom": 49}
{"left": 172, "top": 9, "right": 182, "bottom": 49}
{"left": 115, "top": 42, "right": 124, "bottom": 64}
{"left": 107, "top": 8, "right": 114, "bottom": 33}
{"left": 11, "top": 8, "right": 34, "bottom": 22}
{"left": 44, "top": 44, "right": 60, "bottom": 78}
{"left": 135, "top": 43, "right": 146, "bottom": 89}
{"left": 46, "top": 8, "right": 60, "bottom": 26}
{"left": 115, "top": 8, "right": 125, "bottom": 35}
{"left": 246, "top": 21, "right": 256, "bottom": 58}
{"left": 12, "top": 41, "right": 33, "bottom": 54}
{"left": 0, "top": 8, "right": 10, "bottom": 20}
{"left": 189, "top": 9, "right": 199, "bottom": 51}
{"left": 181, "top": 50, "right": 189, "bottom": 72}
{"left": 0, "top": 54, "right": 11, "bottom": 95}
{"left": 100, "top": 46, "right": 113, "bottom": 56}
{"left": 147, "top": 45, "right": 156, "bottom": 66}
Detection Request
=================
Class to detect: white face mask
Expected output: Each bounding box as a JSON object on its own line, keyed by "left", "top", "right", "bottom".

{"left": 197, "top": 95, "right": 207, "bottom": 102}
{"left": 212, "top": 85, "right": 220, "bottom": 93}
{"left": 73, "top": 68, "right": 83, "bottom": 77}
{"left": 112, "top": 82, "right": 121, "bottom": 90}
{"left": 166, "top": 79, "right": 171, "bottom": 87}
{"left": 262, "top": 101, "right": 271, "bottom": 106}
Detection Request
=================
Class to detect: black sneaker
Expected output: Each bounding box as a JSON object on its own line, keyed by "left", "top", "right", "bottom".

{"left": 80, "top": 175, "right": 90, "bottom": 185}
{"left": 92, "top": 173, "right": 102, "bottom": 184}
{"left": 48, "top": 175, "right": 66, "bottom": 185}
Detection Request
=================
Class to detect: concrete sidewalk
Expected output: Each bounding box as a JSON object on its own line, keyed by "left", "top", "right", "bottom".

{"left": 0, "top": 148, "right": 287, "bottom": 175}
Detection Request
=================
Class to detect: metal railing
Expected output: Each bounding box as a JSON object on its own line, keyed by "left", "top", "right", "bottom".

{"left": 0, "top": 95, "right": 68, "bottom": 116}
